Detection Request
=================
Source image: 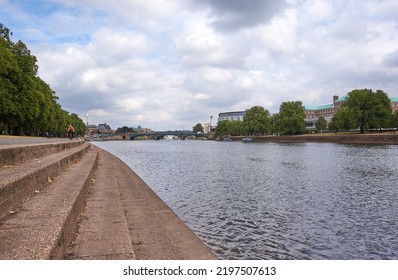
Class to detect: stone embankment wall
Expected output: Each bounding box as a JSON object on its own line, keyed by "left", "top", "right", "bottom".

{"left": 234, "top": 133, "right": 398, "bottom": 144}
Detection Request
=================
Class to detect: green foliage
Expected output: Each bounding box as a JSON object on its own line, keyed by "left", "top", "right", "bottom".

{"left": 315, "top": 116, "right": 327, "bottom": 132}
{"left": 242, "top": 106, "right": 270, "bottom": 135}
{"left": 0, "top": 23, "right": 85, "bottom": 136}
{"left": 345, "top": 89, "right": 393, "bottom": 133}
{"left": 215, "top": 120, "right": 242, "bottom": 137}
{"left": 116, "top": 126, "right": 135, "bottom": 134}
{"left": 270, "top": 113, "right": 282, "bottom": 135}
{"left": 193, "top": 123, "right": 204, "bottom": 133}
{"left": 330, "top": 106, "right": 356, "bottom": 131}
{"left": 214, "top": 104, "right": 307, "bottom": 137}
{"left": 278, "top": 101, "right": 306, "bottom": 135}
{"left": 392, "top": 110, "right": 398, "bottom": 129}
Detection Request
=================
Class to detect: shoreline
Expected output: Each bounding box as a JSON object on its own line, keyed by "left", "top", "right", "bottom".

{"left": 231, "top": 133, "right": 398, "bottom": 145}
{"left": 93, "top": 132, "right": 398, "bottom": 145}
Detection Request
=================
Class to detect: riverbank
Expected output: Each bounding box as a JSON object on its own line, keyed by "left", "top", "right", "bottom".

{"left": 232, "top": 132, "right": 398, "bottom": 144}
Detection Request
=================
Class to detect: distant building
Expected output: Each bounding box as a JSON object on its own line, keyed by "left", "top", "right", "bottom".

{"left": 85, "top": 123, "right": 113, "bottom": 135}
{"left": 97, "top": 123, "right": 112, "bottom": 133}
{"left": 218, "top": 111, "right": 246, "bottom": 122}
{"left": 134, "top": 126, "right": 153, "bottom": 134}
{"left": 391, "top": 97, "right": 398, "bottom": 112}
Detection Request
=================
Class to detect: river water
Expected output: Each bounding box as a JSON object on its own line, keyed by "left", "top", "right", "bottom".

{"left": 93, "top": 140, "right": 398, "bottom": 260}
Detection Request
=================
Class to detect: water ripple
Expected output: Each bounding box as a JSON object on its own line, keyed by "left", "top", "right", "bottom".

{"left": 94, "top": 141, "right": 398, "bottom": 260}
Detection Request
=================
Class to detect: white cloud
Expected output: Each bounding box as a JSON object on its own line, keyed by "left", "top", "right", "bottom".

{"left": 1, "top": 0, "right": 398, "bottom": 130}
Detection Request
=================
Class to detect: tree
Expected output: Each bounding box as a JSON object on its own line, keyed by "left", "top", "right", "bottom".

{"left": 0, "top": 23, "right": 85, "bottom": 136}
{"left": 215, "top": 120, "right": 229, "bottom": 137}
{"left": 392, "top": 110, "right": 398, "bottom": 129}
{"left": 269, "top": 113, "right": 284, "bottom": 135}
{"left": 315, "top": 116, "right": 327, "bottom": 132}
{"left": 345, "top": 89, "right": 393, "bottom": 133}
{"left": 330, "top": 106, "right": 356, "bottom": 131}
{"left": 243, "top": 106, "right": 270, "bottom": 135}
{"left": 372, "top": 90, "right": 393, "bottom": 130}
{"left": 193, "top": 123, "right": 204, "bottom": 133}
{"left": 70, "top": 113, "right": 86, "bottom": 136}
{"left": 0, "top": 23, "right": 19, "bottom": 134}
{"left": 214, "top": 120, "right": 243, "bottom": 137}
{"left": 116, "top": 126, "right": 135, "bottom": 134}
{"left": 278, "top": 101, "right": 306, "bottom": 135}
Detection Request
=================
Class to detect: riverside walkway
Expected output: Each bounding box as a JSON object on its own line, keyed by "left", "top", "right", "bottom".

{"left": 0, "top": 136, "right": 216, "bottom": 260}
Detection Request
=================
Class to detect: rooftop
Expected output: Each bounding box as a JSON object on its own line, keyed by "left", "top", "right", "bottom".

{"left": 304, "top": 104, "right": 334, "bottom": 111}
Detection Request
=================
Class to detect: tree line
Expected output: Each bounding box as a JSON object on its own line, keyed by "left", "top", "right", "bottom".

{"left": 214, "top": 89, "right": 398, "bottom": 137}
{"left": 329, "top": 89, "right": 398, "bottom": 133}
{"left": 215, "top": 101, "right": 306, "bottom": 137}
{"left": 0, "top": 23, "right": 86, "bottom": 137}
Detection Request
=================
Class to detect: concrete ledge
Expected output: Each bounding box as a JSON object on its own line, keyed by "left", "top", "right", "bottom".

{"left": 0, "top": 148, "right": 98, "bottom": 259}
{"left": 67, "top": 147, "right": 217, "bottom": 260}
{"left": 0, "top": 142, "right": 90, "bottom": 219}
{"left": 0, "top": 140, "right": 85, "bottom": 165}
{"left": 94, "top": 147, "right": 217, "bottom": 260}
{"left": 0, "top": 141, "right": 216, "bottom": 260}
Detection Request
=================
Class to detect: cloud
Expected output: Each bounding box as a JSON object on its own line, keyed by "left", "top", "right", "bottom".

{"left": 1, "top": 0, "right": 398, "bottom": 130}
{"left": 384, "top": 50, "right": 398, "bottom": 68}
{"left": 189, "top": 0, "right": 288, "bottom": 32}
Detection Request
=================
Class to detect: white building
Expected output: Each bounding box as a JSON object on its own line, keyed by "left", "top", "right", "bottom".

{"left": 218, "top": 111, "right": 246, "bottom": 122}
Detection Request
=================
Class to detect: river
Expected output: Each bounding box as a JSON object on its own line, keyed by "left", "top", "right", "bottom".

{"left": 93, "top": 140, "right": 398, "bottom": 260}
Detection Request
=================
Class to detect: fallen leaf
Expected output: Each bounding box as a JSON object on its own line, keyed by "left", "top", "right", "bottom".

{"left": 35, "top": 190, "right": 40, "bottom": 194}
{"left": 9, "top": 211, "right": 15, "bottom": 214}
{"left": 47, "top": 177, "right": 52, "bottom": 183}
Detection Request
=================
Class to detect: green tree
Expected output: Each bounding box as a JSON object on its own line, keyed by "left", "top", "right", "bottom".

{"left": 315, "top": 116, "right": 328, "bottom": 132}
{"left": 270, "top": 113, "right": 282, "bottom": 135}
{"left": 243, "top": 106, "right": 270, "bottom": 135}
{"left": 391, "top": 110, "right": 398, "bottom": 129}
{"left": 0, "top": 23, "right": 19, "bottom": 134}
{"left": 229, "top": 120, "right": 243, "bottom": 136}
{"left": 345, "top": 89, "right": 393, "bottom": 133}
{"left": 330, "top": 106, "right": 357, "bottom": 131}
{"left": 278, "top": 101, "right": 306, "bottom": 135}
{"left": 116, "top": 126, "right": 135, "bottom": 134}
{"left": 69, "top": 113, "right": 86, "bottom": 136}
{"left": 0, "top": 23, "right": 85, "bottom": 136}
{"left": 215, "top": 120, "right": 243, "bottom": 137}
{"left": 372, "top": 90, "right": 393, "bottom": 130}
{"left": 193, "top": 123, "right": 204, "bottom": 133}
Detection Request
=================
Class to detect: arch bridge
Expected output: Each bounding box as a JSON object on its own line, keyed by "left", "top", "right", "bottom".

{"left": 130, "top": 131, "right": 208, "bottom": 140}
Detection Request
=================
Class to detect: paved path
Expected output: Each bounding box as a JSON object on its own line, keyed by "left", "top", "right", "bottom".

{"left": 0, "top": 136, "right": 75, "bottom": 146}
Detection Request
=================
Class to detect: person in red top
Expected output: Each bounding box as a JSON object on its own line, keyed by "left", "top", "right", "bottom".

{"left": 67, "top": 124, "right": 75, "bottom": 140}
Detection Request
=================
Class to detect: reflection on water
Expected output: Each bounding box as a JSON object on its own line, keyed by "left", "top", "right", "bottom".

{"left": 94, "top": 141, "right": 398, "bottom": 259}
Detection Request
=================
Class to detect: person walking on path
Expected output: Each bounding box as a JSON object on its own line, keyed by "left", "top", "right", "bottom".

{"left": 67, "top": 124, "right": 75, "bottom": 140}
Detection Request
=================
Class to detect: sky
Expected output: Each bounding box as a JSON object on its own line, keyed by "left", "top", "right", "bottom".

{"left": 1, "top": 0, "right": 398, "bottom": 130}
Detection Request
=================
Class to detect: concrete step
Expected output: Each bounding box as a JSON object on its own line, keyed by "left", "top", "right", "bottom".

{"left": 0, "top": 141, "right": 216, "bottom": 260}
{"left": 0, "top": 148, "right": 98, "bottom": 259}
{"left": 0, "top": 140, "right": 86, "bottom": 166}
{"left": 67, "top": 147, "right": 217, "bottom": 260}
{"left": 0, "top": 142, "right": 90, "bottom": 219}
{"left": 65, "top": 146, "right": 136, "bottom": 260}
